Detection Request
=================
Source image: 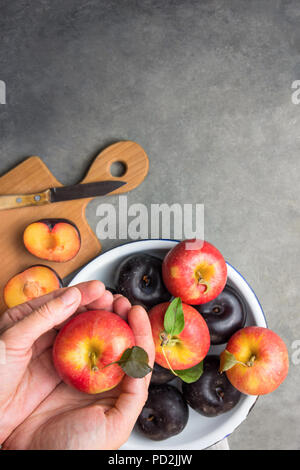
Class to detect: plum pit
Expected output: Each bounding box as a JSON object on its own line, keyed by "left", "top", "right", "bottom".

{"left": 23, "top": 280, "right": 44, "bottom": 299}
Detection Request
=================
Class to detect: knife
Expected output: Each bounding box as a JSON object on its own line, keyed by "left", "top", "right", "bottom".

{"left": 0, "top": 180, "right": 126, "bottom": 210}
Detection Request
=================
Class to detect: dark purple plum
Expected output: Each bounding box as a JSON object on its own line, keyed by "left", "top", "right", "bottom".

{"left": 137, "top": 384, "right": 188, "bottom": 440}
{"left": 182, "top": 355, "right": 242, "bottom": 417}
{"left": 116, "top": 254, "right": 171, "bottom": 309}
{"left": 195, "top": 284, "right": 246, "bottom": 344}
{"left": 151, "top": 362, "right": 175, "bottom": 385}
{"left": 106, "top": 286, "right": 117, "bottom": 295}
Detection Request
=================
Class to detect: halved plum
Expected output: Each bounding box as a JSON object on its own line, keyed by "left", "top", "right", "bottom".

{"left": 4, "top": 265, "right": 63, "bottom": 308}
{"left": 23, "top": 218, "right": 81, "bottom": 262}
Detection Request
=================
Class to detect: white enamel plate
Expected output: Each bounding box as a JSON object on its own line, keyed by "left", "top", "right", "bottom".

{"left": 70, "top": 239, "right": 267, "bottom": 450}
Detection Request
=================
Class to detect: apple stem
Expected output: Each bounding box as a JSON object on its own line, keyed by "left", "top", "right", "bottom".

{"left": 160, "top": 332, "right": 180, "bottom": 348}
{"left": 160, "top": 332, "right": 169, "bottom": 347}
{"left": 161, "top": 345, "right": 178, "bottom": 377}
{"left": 89, "top": 351, "right": 99, "bottom": 372}
{"left": 195, "top": 273, "right": 209, "bottom": 292}
{"left": 246, "top": 355, "right": 256, "bottom": 367}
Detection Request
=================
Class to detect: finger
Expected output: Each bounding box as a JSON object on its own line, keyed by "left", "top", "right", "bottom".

{"left": 85, "top": 290, "right": 114, "bottom": 311}
{"left": 77, "top": 280, "right": 106, "bottom": 306}
{"left": 106, "top": 374, "right": 149, "bottom": 440}
{"left": 106, "top": 306, "right": 155, "bottom": 432}
{"left": 113, "top": 294, "right": 122, "bottom": 300}
{"left": 1, "top": 287, "right": 81, "bottom": 351}
{"left": 55, "top": 283, "right": 111, "bottom": 329}
{"left": 113, "top": 296, "right": 131, "bottom": 320}
{"left": 32, "top": 329, "right": 57, "bottom": 358}
{"left": 0, "top": 280, "right": 105, "bottom": 333}
{"left": 128, "top": 305, "right": 155, "bottom": 381}
{"left": 53, "top": 288, "right": 117, "bottom": 331}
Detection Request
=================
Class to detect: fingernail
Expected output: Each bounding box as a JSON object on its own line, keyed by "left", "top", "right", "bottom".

{"left": 60, "top": 287, "right": 80, "bottom": 306}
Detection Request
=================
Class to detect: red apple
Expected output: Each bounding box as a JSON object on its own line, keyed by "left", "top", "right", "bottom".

{"left": 53, "top": 310, "right": 135, "bottom": 394}
{"left": 162, "top": 239, "right": 227, "bottom": 305}
{"left": 149, "top": 302, "right": 210, "bottom": 370}
{"left": 220, "top": 326, "right": 289, "bottom": 395}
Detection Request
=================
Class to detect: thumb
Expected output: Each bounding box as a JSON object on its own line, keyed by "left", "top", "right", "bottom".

{"left": 105, "top": 306, "right": 155, "bottom": 437}
{"left": 2, "top": 287, "right": 81, "bottom": 351}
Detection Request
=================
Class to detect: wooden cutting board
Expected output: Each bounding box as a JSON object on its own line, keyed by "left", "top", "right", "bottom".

{"left": 0, "top": 141, "right": 149, "bottom": 314}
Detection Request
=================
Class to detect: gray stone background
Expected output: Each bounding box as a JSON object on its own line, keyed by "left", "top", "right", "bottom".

{"left": 0, "top": 0, "right": 299, "bottom": 450}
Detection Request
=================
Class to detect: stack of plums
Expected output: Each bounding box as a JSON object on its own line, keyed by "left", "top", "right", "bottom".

{"left": 114, "top": 240, "right": 289, "bottom": 441}
{"left": 4, "top": 219, "right": 81, "bottom": 308}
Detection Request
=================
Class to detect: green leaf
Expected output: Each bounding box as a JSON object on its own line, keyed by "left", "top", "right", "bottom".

{"left": 117, "top": 346, "right": 152, "bottom": 379}
{"left": 174, "top": 361, "right": 203, "bottom": 383}
{"left": 163, "top": 297, "right": 185, "bottom": 336}
{"left": 219, "top": 350, "right": 244, "bottom": 372}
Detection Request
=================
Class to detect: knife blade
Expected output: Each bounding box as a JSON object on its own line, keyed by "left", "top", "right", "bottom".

{"left": 0, "top": 180, "right": 126, "bottom": 210}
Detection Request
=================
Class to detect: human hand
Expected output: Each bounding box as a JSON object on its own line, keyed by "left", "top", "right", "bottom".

{"left": 0, "top": 281, "right": 154, "bottom": 449}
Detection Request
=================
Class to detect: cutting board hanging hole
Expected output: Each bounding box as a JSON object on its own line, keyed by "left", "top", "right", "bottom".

{"left": 110, "top": 161, "right": 127, "bottom": 177}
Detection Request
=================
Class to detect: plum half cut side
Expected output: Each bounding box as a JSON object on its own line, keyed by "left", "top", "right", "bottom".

{"left": 23, "top": 218, "right": 81, "bottom": 263}
{"left": 4, "top": 264, "right": 63, "bottom": 308}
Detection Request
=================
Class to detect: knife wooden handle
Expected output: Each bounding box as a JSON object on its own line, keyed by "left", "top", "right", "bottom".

{"left": 0, "top": 189, "right": 51, "bottom": 210}
{"left": 81, "top": 141, "right": 149, "bottom": 194}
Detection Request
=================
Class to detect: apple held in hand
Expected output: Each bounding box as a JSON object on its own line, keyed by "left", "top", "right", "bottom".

{"left": 149, "top": 300, "right": 210, "bottom": 372}
{"left": 53, "top": 310, "right": 136, "bottom": 394}
{"left": 162, "top": 239, "right": 227, "bottom": 305}
{"left": 220, "top": 326, "right": 289, "bottom": 395}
